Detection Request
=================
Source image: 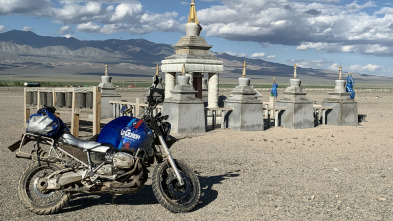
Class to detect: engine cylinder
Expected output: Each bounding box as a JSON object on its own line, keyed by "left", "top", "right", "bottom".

{"left": 112, "top": 152, "right": 134, "bottom": 169}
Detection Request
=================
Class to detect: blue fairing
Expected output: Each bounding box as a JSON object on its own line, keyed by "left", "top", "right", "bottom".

{"left": 97, "top": 116, "right": 153, "bottom": 152}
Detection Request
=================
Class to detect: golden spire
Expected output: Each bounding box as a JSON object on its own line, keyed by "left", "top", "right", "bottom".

{"left": 273, "top": 77, "right": 276, "bottom": 83}
{"left": 105, "top": 64, "right": 108, "bottom": 76}
{"left": 242, "top": 61, "right": 247, "bottom": 78}
{"left": 182, "top": 63, "right": 186, "bottom": 76}
{"left": 339, "top": 65, "right": 342, "bottom": 80}
{"left": 293, "top": 64, "right": 297, "bottom": 79}
{"left": 155, "top": 64, "right": 159, "bottom": 76}
{"left": 188, "top": 0, "right": 199, "bottom": 24}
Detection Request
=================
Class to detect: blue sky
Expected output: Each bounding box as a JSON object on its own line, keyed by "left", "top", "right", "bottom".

{"left": 0, "top": 0, "right": 392, "bottom": 76}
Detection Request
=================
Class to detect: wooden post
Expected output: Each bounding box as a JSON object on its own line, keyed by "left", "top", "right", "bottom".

{"left": 221, "top": 110, "right": 225, "bottom": 129}
{"left": 53, "top": 88, "right": 57, "bottom": 106}
{"left": 112, "top": 103, "right": 116, "bottom": 118}
{"left": 25, "top": 108, "right": 30, "bottom": 126}
{"left": 211, "top": 110, "right": 216, "bottom": 129}
{"left": 93, "top": 86, "right": 101, "bottom": 135}
{"left": 275, "top": 110, "right": 279, "bottom": 127}
{"left": 71, "top": 88, "right": 79, "bottom": 137}
{"left": 135, "top": 98, "right": 140, "bottom": 117}
{"left": 36, "top": 88, "right": 40, "bottom": 110}
{"left": 24, "top": 88, "right": 28, "bottom": 127}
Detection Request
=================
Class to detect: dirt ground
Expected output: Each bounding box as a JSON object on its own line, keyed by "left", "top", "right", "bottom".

{"left": 1, "top": 86, "right": 393, "bottom": 220}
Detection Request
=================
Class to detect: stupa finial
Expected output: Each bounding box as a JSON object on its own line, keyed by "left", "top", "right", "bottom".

{"left": 273, "top": 76, "right": 276, "bottom": 83}
{"left": 105, "top": 64, "right": 108, "bottom": 76}
{"left": 182, "top": 63, "right": 186, "bottom": 76}
{"left": 339, "top": 65, "right": 342, "bottom": 80}
{"left": 188, "top": 0, "right": 199, "bottom": 24}
{"left": 242, "top": 61, "right": 247, "bottom": 78}
{"left": 293, "top": 64, "right": 297, "bottom": 79}
{"left": 155, "top": 64, "right": 159, "bottom": 76}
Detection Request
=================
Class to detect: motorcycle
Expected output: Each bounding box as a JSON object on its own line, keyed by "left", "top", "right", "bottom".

{"left": 8, "top": 78, "right": 201, "bottom": 214}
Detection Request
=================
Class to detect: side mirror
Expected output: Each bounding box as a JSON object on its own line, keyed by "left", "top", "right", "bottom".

{"left": 153, "top": 76, "right": 159, "bottom": 88}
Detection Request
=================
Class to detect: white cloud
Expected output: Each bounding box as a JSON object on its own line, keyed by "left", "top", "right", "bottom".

{"left": 42, "top": 1, "right": 180, "bottom": 35}
{"left": 266, "top": 55, "right": 276, "bottom": 59}
{"left": 2, "top": 0, "right": 393, "bottom": 60}
{"left": 346, "top": 1, "right": 377, "bottom": 12}
{"left": 0, "top": 0, "right": 50, "bottom": 14}
{"left": 297, "top": 42, "right": 392, "bottom": 56}
{"left": 100, "top": 24, "right": 126, "bottom": 34}
{"left": 226, "top": 51, "right": 247, "bottom": 57}
{"left": 59, "top": 25, "right": 70, "bottom": 34}
{"left": 64, "top": 34, "right": 73, "bottom": 38}
{"left": 289, "top": 58, "right": 334, "bottom": 69}
{"left": 22, "top": 26, "right": 33, "bottom": 31}
{"left": 329, "top": 63, "right": 340, "bottom": 71}
{"left": 250, "top": 52, "right": 276, "bottom": 60}
{"left": 106, "top": 5, "right": 114, "bottom": 12}
{"left": 51, "top": 1, "right": 104, "bottom": 22}
{"left": 349, "top": 64, "right": 381, "bottom": 72}
{"left": 77, "top": 22, "right": 100, "bottom": 32}
{"left": 0, "top": 25, "right": 4, "bottom": 32}
{"left": 110, "top": 3, "right": 142, "bottom": 22}
{"left": 197, "top": 0, "right": 393, "bottom": 57}
{"left": 251, "top": 52, "right": 266, "bottom": 58}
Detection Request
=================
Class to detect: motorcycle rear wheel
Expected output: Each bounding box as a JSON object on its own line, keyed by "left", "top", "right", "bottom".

{"left": 18, "top": 162, "right": 71, "bottom": 215}
{"left": 152, "top": 160, "right": 200, "bottom": 213}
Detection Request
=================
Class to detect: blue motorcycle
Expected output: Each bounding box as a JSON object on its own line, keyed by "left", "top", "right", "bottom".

{"left": 8, "top": 79, "right": 201, "bottom": 214}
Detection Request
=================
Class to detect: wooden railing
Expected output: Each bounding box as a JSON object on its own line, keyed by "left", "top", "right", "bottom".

{"left": 109, "top": 99, "right": 233, "bottom": 130}
{"left": 204, "top": 107, "right": 233, "bottom": 129}
{"left": 24, "top": 87, "right": 101, "bottom": 137}
{"left": 313, "top": 104, "right": 333, "bottom": 125}
{"left": 109, "top": 99, "right": 163, "bottom": 119}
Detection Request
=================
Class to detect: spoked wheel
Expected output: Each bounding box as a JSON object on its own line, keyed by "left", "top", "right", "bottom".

{"left": 152, "top": 160, "right": 200, "bottom": 213}
{"left": 18, "top": 162, "right": 70, "bottom": 215}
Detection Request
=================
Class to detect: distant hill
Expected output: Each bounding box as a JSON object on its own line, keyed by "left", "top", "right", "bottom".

{"left": 0, "top": 30, "right": 391, "bottom": 85}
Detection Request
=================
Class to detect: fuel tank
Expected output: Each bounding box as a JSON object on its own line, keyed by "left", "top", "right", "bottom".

{"left": 97, "top": 116, "right": 153, "bottom": 152}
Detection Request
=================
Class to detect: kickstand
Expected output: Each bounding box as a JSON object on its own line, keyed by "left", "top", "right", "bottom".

{"left": 111, "top": 194, "right": 115, "bottom": 205}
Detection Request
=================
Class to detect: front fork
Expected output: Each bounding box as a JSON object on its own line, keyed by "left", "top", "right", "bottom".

{"left": 157, "top": 135, "right": 184, "bottom": 186}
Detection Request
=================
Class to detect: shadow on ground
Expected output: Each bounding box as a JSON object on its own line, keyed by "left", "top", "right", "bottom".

{"left": 62, "top": 185, "right": 158, "bottom": 213}
{"left": 195, "top": 170, "right": 240, "bottom": 210}
{"left": 60, "top": 170, "right": 240, "bottom": 213}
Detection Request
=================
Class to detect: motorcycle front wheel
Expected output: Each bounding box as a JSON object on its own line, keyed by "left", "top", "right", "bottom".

{"left": 18, "top": 162, "right": 70, "bottom": 215}
{"left": 152, "top": 160, "right": 200, "bottom": 213}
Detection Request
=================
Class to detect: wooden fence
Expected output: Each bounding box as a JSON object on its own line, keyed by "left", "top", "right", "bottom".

{"left": 24, "top": 87, "right": 101, "bottom": 137}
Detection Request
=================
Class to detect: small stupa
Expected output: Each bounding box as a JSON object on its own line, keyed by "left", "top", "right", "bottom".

{"left": 224, "top": 61, "right": 264, "bottom": 131}
{"left": 275, "top": 64, "right": 314, "bottom": 129}
{"left": 98, "top": 64, "right": 120, "bottom": 118}
{"left": 322, "top": 66, "right": 358, "bottom": 126}
{"left": 163, "top": 62, "right": 206, "bottom": 134}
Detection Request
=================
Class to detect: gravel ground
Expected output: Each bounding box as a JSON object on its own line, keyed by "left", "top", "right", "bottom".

{"left": 1, "top": 87, "right": 393, "bottom": 220}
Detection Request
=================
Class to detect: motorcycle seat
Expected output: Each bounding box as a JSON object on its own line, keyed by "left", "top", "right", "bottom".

{"left": 59, "top": 133, "right": 101, "bottom": 151}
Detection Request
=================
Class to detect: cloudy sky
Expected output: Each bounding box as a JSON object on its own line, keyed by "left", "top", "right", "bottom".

{"left": 0, "top": 0, "right": 392, "bottom": 76}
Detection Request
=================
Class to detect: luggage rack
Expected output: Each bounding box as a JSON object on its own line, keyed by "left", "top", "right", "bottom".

{"left": 10, "top": 133, "right": 89, "bottom": 167}
{"left": 13, "top": 133, "right": 55, "bottom": 161}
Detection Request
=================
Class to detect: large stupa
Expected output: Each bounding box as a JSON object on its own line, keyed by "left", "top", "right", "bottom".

{"left": 161, "top": 0, "right": 224, "bottom": 108}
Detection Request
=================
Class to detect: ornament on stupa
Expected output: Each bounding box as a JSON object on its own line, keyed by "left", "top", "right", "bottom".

{"left": 338, "top": 65, "right": 342, "bottom": 80}
{"left": 293, "top": 64, "right": 297, "bottom": 79}
{"left": 161, "top": 0, "right": 223, "bottom": 74}
{"left": 242, "top": 61, "right": 247, "bottom": 78}
{"left": 188, "top": 0, "right": 199, "bottom": 24}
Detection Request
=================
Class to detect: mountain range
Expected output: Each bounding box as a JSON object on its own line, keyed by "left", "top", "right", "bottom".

{"left": 0, "top": 30, "right": 391, "bottom": 85}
